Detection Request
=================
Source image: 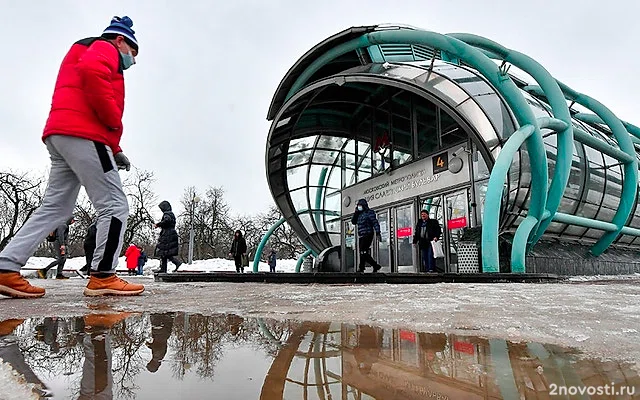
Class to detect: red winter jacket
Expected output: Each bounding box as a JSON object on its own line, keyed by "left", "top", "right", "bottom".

{"left": 43, "top": 37, "right": 125, "bottom": 154}
{"left": 125, "top": 245, "right": 141, "bottom": 270}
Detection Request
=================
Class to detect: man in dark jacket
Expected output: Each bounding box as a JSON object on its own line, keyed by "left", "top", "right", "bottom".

{"left": 38, "top": 217, "right": 75, "bottom": 279}
{"left": 351, "top": 199, "right": 382, "bottom": 273}
{"left": 155, "top": 201, "right": 182, "bottom": 273}
{"left": 412, "top": 210, "right": 442, "bottom": 272}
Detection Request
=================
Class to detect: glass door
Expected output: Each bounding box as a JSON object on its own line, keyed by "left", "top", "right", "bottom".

{"left": 444, "top": 191, "right": 469, "bottom": 273}
{"left": 395, "top": 204, "right": 415, "bottom": 273}
{"left": 343, "top": 220, "right": 356, "bottom": 272}
{"left": 375, "top": 209, "right": 392, "bottom": 273}
{"left": 419, "top": 196, "right": 445, "bottom": 272}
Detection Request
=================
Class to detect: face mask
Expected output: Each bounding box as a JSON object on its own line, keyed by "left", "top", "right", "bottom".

{"left": 357, "top": 205, "right": 363, "bottom": 211}
{"left": 120, "top": 49, "right": 136, "bottom": 70}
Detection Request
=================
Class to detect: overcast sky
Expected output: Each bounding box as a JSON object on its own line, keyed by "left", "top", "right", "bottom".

{"left": 1, "top": 0, "right": 638, "bottom": 217}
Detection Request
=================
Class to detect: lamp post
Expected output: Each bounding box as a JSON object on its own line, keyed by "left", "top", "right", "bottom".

{"left": 188, "top": 194, "right": 200, "bottom": 265}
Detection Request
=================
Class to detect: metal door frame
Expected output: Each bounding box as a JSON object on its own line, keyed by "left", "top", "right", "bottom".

{"left": 443, "top": 188, "right": 470, "bottom": 273}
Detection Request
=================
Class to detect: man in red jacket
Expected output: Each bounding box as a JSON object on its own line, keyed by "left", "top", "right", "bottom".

{"left": 0, "top": 16, "right": 145, "bottom": 298}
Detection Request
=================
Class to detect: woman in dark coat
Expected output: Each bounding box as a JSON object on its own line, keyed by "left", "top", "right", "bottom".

{"left": 155, "top": 201, "right": 182, "bottom": 273}
{"left": 228, "top": 230, "right": 247, "bottom": 273}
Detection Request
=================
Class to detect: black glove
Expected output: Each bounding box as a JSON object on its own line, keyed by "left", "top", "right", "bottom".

{"left": 114, "top": 152, "right": 131, "bottom": 171}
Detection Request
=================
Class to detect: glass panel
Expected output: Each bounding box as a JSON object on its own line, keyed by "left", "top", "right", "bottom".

{"left": 309, "top": 164, "right": 329, "bottom": 187}
{"left": 474, "top": 180, "right": 488, "bottom": 225}
{"left": 289, "top": 136, "right": 317, "bottom": 152}
{"left": 473, "top": 92, "right": 515, "bottom": 139}
{"left": 416, "top": 100, "right": 438, "bottom": 157}
{"left": 344, "top": 168, "right": 356, "bottom": 188}
{"left": 440, "top": 109, "right": 467, "bottom": 149}
{"left": 391, "top": 92, "right": 412, "bottom": 168}
{"left": 325, "top": 191, "right": 340, "bottom": 214}
{"left": 445, "top": 191, "right": 468, "bottom": 272}
{"left": 377, "top": 210, "right": 391, "bottom": 273}
{"left": 289, "top": 188, "right": 308, "bottom": 211}
{"left": 326, "top": 166, "right": 341, "bottom": 190}
{"left": 373, "top": 109, "right": 390, "bottom": 174}
{"left": 421, "top": 74, "right": 470, "bottom": 106}
{"left": 286, "top": 165, "right": 308, "bottom": 190}
{"left": 286, "top": 149, "right": 312, "bottom": 168}
{"left": 474, "top": 152, "right": 490, "bottom": 180}
{"left": 317, "top": 135, "right": 346, "bottom": 150}
{"left": 343, "top": 220, "right": 356, "bottom": 272}
{"left": 396, "top": 204, "right": 415, "bottom": 273}
{"left": 312, "top": 149, "right": 340, "bottom": 165}
{"left": 299, "top": 212, "right": 315, "bottom": 234}
{"left": 357, "top": 145, "right": 372, "bottom": 183}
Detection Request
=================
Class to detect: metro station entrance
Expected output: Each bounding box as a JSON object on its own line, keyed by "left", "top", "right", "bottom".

{"left": 344, "top": 188, "right": 470, "bottom": 273}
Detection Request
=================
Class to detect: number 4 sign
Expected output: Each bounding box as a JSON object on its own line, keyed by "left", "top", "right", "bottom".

{"left": 432, "top": 151, "right": 449, "bottom": 174}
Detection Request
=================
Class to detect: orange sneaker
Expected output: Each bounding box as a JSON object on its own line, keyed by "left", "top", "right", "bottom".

{"left": 0, "top": 319, "right": 25, "bottom": 335}
{"left": 84, "top": 275, "right": 145, "bottom": 297}
{"left": 84, "top": 312, "right": 133, "bottom": 328}
{"left": 0, "top": 272, "right": 45, "bottom": 298}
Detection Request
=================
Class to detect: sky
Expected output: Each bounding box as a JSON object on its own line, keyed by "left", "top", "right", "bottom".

{"left": 0, "top": 0, "right": 638, "bottom": 216}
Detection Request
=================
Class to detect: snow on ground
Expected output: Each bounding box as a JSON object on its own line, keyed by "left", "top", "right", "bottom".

{"left": 20, "top": 256, "right": 300, "bottom": 277}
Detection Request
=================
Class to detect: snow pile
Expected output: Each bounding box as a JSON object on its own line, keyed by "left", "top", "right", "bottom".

{"left": 19, "top": 256, "right": 300, "bottom": 277}
{"left": 568, "top": 273, "right": 640, "bottom": 282}
{"left": 0, "top": 360, "right": 39, "bottom": 400}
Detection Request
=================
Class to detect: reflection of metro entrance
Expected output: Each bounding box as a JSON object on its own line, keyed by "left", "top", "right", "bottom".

{"left": 342, "top": 147, "right": 473, "bottom": 273}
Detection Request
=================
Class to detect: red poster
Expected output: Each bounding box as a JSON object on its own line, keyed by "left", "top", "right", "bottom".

{"left": 399, "top": 330, "right": 416, "bottom": 342}
{"left": 397, "top": 227, "right": 413, "bottom": 238}
{"left": 447, "top": 216, "right": 467, "bottom": 230}
{"left": 453, "top": 341, "right": 475, "bottom": 355}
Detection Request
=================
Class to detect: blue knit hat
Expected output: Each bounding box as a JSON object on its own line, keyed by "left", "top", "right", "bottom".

{"left": 102, "top": 16, "right": 138, "bottom": 52}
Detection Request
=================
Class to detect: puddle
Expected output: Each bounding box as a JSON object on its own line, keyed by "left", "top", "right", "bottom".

{"left": 0, "top": 313, "right": 637, "bottom": 399}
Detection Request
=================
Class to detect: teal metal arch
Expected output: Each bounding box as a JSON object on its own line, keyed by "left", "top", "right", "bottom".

{"left": 295, "top": 249, "right": 314, "bottom": 273}
{"left": 279, "top": 26, "right": 640, "bottom": 273}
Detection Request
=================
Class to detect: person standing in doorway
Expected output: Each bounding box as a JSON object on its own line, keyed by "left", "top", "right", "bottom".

{"left": 0, "top": 16, "right": 144, "bottom": 298}
{"left": 413, "top": 210, "right": 442, "bottom": 272}
{"left": 351, "top": 199, "right": 382, "bottom": 273}
{"left": 38, "top": 217, "right": 75, "bottom": 280}
{"left": 229, "top": 230, "right": 247, "bottom": 273}
{"left": 155, "top": 201, "right": 183, "bottom": 273}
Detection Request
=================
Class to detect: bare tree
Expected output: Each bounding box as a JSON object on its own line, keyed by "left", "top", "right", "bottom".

{"left": 122, "top": 170, "right": 158, "bottom": 251}
{"left": 178, "top": 186, "right": 233, "bottom": 260}
{"left": 0, "top": 171, "right": 45, "bottom": 251}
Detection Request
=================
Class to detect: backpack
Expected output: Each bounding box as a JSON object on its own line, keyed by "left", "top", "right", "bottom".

{"left": 46, "top": 231, "right": 57, "bottom": 243}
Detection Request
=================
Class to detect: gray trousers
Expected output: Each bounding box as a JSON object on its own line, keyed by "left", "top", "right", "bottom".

{"left": 0, "top": 135, "right": 129, "bottom": 274}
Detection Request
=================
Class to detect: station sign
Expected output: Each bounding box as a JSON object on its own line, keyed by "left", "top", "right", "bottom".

{"left": 342, "top": 147, "right": 470, "bottom": 214}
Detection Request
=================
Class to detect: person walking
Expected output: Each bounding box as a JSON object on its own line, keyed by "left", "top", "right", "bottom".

{"left": 125, "top": 244, "right": 141, "bottom": 276}
{"left": 78, "top": 221, "right": 97, "bottom": 275}
{"left": 413, "top": 210, "right": 442, "bottom": 272}
{"left": 155, "top": 201, "right": 182, "bottom": 273}
{"left": 228, "top": 230, "right": 247, "bottom": 273}
{"left": 0, "top": 16, "right": 144, "bottom": 298}
{"left": 38, "top": 217, "right": 75, "bottom": 280}
{"left": 137, "top": 248, "right": 147, "bottom": 276}
{"left": 351, "top": 199, "right": 383, "bottom": 273}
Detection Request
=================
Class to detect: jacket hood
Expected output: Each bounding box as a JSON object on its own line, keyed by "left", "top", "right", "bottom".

{"left": 159, "top": 201, "right": 172, "bottom": 212}
{"left": 357, "top": 198, "right": 369, "bottom": 210}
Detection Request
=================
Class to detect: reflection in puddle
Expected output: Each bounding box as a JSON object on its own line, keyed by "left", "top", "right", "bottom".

{"left": 0, "top": 313, "right": 637, "bottom": 399}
